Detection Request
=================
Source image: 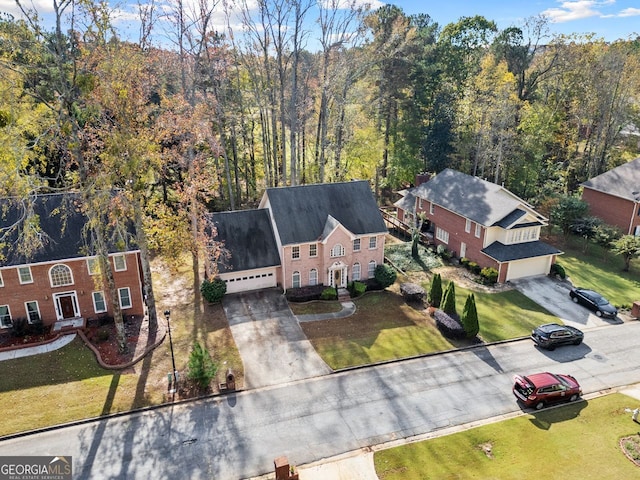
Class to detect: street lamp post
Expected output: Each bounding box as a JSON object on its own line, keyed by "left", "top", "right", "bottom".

{"left": 164, "top": 309, "right": 178, "bottom": 395}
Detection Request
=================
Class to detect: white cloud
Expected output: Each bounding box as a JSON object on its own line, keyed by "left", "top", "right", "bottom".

{"left": 539, "top": 0, "right": 640, "bottom": 23}
{"left": 0, "top": 0, "right": 54, "bottom": 18}
{"left": 618, "top": 7, "right": 640, "bottom": 17}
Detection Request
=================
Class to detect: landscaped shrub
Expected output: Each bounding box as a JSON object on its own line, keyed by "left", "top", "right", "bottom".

{"left": 320, "top": 287, "right": 338, "bottom": 300}
{"left": 347, "top": 281, "right": 366, "bottom": 298}
{"left": 436, "top": 244, "right": 452, "bottom": 260}
{"left": 550, "top": 263, "right": 566, "bottom": 279}
{"left": 187, "top": 342, "right": 218, "bottom": 391}
{"left": 461, "top": 293, "right": 480, "bottom": 338}
{"left": 96, "top": 327, "right": 110, "bottom": 342}
{"left": 363, "top": 278, "right": 384, "bottom": 291}
{"left": 433, "top": 309, "right": 465, "bottom": 339}
{"left": 467, "top": 262, "right": 481, "bottom": 274}
{"left": 201, "top": 277, "right": 227, "bottom": 303}
{"left": 479, "top": 267, "right": 498, "bottom": 285}
{"left": 11, "top": 317, "right": 28, "bottom": 337}
{"left": 286, "top": 285, "right": 326, "bottom": 302}
{"left": 400, "top": 282, "right": 426, "bottom": 302}
{"left": 460, "top": 257, "right": 470, "bottom": 268}
{"left": 428, "top": 273, "right": 443, "bottom": 308}
{"left": 374, "top": 264, "right": 397, "bottom": 289}
{"left": 441, "top": 281, "right": 457, "bottom": 315}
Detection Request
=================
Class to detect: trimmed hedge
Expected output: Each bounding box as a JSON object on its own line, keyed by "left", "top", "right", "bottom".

{"left": 286, "top": 285, "right": 326, "bottom": 302}
{"left": 433, "top": 309, "right": 466, "bottom": 339}
{"left": 348, "top": 281, "right": 367, "bottom": 298}
{"left": 320, "top": 287, "right": 338, "bottom": 300}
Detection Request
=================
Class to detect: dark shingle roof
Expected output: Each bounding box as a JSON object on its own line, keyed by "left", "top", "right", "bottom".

{"left": 0, "top": 193, "right": 137, "bottom": 267}
{"left": 411, "top": 169, "right": 538, "bottom": 226}
{"left": 481, "top": 241, "right": 562, "bottom": 262}
{"left": 581, "top": 157, "right": 640, "bottom": 201}
{"left": 210, "top": 209, "right": 280, "bottom": 272}
{"left": 265, "top": 181, "right": 387, "bottom": 245}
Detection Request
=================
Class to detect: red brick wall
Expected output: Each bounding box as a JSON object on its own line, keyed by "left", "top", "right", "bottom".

{"left": 1, "top": 252, "right": 144, "bottom": 329}
{"left": 582, "top": 188, "right": 638, "bottom": 235}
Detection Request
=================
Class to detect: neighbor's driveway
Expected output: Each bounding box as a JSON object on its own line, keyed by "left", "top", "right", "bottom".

{"left": 512, "top": 276, "right": 623, "bottom": 330}
{"left": 223, "top": 289, "right": 330, "bottom": 389}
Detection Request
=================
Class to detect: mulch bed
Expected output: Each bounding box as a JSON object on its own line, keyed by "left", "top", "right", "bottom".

{"left": 83, "top": 315, "right": 148, "bottom": 366}
{"left": 620, "top": 435, "right": 640, "bottom": 467}
{"left": 0, "top": 330, "right": 59, "bottom": 349}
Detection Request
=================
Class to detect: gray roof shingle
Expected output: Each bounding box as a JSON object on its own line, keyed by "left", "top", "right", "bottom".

{"left": 581, "top": 157, "right": 640, "bottom": 201}
{"left": 265, "top": 181, "right": 387, "bottom": 245}
{"left": 481, "top": 241, "right": 562, "bottom": 262}
{"left": 210, "top": 209, "right": 280, "bottom": 272}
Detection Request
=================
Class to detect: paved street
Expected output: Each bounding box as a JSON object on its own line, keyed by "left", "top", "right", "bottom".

{"left": 3, "top": 321, "right": 640, "bottom": 479}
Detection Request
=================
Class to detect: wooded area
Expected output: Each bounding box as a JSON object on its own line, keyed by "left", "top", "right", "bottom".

{"left": 1, "top": 1, "right": 639, "bottom": 340}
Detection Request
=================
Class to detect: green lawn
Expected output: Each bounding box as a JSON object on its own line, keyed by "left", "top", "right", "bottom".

{"left": 375, "top": 393, "right": 640, "bottom": 479}
{"left": 554, "top": 237, "right": 640, "bottom": 308}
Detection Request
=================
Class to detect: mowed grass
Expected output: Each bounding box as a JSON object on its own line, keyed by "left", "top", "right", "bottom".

{"left": 554, "top": 236, "right": 640, "bottom": 308}
{"left": 0, "top": 256, "right": 243, "bottom": 438}
{"left": 375, "top": 393, "right": 639, "bottom": 479}
{"left": 300, "top": 291, "right": 455, "bottom": 369}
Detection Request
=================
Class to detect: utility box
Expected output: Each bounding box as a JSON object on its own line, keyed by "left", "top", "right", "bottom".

{"left": 632, "top": 301, "right": 640, "bottom": 318}
{"left": 274, "top": 456, "right": 289, "bottom": 480}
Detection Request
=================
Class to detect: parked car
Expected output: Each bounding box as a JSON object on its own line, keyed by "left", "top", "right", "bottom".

{"left": 531, "top": 323, "right": 584, "bottom": 350}
{"left": 513, "top": 372, "right": 581, "bottom": 410}
{"left": 569, "top": 287, "right": 618, "bottom": 318}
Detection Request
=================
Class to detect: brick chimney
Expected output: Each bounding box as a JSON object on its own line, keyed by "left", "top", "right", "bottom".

{"left": 415, "top": 172, "right": 431, "bottom": 186}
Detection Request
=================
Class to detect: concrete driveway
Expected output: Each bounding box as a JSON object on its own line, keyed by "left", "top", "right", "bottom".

{"left": 223, "top": 289, "right": 331, "bottom": 389}
{"left": 512, "top": 276, "right": 623, "bottom": 330}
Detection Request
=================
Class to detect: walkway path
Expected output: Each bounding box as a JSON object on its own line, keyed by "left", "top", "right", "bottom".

{"left": 0, "top": 333, "right": 76, "bottom": 361}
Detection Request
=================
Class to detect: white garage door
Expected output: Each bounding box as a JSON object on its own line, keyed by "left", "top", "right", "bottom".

{"left": 221, "top": 268, "right": 278, "bottom": 294}
{"left": 506, "top": 257, "right": 551, "bottom": 282}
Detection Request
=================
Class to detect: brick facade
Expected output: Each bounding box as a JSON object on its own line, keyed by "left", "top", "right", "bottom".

{"left": 582, "top": 188, "right": 640, "bottom": 235}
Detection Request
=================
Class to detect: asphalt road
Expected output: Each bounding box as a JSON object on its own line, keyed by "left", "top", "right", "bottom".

{"left": 3, "top": 321, "right": 640, "bottom": 480}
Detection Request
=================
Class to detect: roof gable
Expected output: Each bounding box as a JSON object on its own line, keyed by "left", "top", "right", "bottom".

{"left": 264, "top": 181, "right": 387, "bottom": 245}
{"left": 412, "top": 169, "right": 544, "bottom": 226}
{"left": 210, "top": 209, "right": 280, "bottom": 272}
{"left": 581, "top": 157, "right": 640, "bottom": 201}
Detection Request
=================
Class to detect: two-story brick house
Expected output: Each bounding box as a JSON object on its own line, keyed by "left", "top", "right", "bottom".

{"left": 395, "top": 169, "right": 562, "bottom": 283}
{"left": 210, "top": 181, "right": 388, "bottom": 293}
{"left": 581, "top": 157, "right": 640, "bottom": 235}
{"left": 0, "top": 194, "right": 145, "bottom": 332}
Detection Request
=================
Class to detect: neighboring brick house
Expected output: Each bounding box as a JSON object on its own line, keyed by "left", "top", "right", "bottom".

{"left": 395, "top": 169, "right": 562, "bottom": 283}
{"left": 0, "top": 194, "right": 145, "bottom": 332}
{"left": 210, "top": 181, "right": 388, "bottom": 293}
{"left": 581, "top": 157, "right": 640, "bottom": 235}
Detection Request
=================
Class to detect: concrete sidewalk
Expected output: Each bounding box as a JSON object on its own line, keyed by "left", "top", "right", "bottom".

{"left": 0, "top": 333, "right": 76, "bottom": 361}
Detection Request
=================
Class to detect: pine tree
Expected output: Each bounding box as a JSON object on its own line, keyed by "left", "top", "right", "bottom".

{"left": 187, "top": 342, "right": 219, "bottom": 390}
{"left": 441, "top": 280, "right": 457, "bottom": 315}
{"left": 429, "top": 273, "right": 443, "bottom": 308}
{"left": 461, "top": 293, "right": 479, "bottom": 338}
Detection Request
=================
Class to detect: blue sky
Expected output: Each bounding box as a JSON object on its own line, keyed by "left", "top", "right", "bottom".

{"left": 0, "top": 0, "right": 638, "bottom": 43}
{"left": 385, "top": 0, "right": 640, "bottom": 41}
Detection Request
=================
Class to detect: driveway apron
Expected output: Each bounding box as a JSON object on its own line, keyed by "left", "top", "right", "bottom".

{"left": 512, "top": 276, "right": 621, "bottom": 329}
{"left": 223, "top": 289, "right": 331, "bottom": 389}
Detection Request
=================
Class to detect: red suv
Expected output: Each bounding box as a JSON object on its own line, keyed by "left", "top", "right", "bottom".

{"left": 513, "top": 372, "right": 581, "bottom": 410}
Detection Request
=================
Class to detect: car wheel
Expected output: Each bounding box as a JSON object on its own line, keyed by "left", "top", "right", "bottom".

{"left": 573, "top": 339, "right": 582, "bottom": 345}
{"left": 570, "top": 394, "right": 579, "bottom": 402}
{"left": 572, "top": 296, "right": 579, "bottom": 303}
{"left": 595, "top": 310, "right": 603, "bottom": 317}
{"left": 535, "top": 401, "right": 545, "bottom": 410}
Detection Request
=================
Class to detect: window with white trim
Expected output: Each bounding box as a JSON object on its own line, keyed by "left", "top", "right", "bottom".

{"left": 93, "top": 291, "right": 107, "bottom": 313}
{"left": 49, "top": 264, "right": 73, "bottom": 287}
{"left": 25, "top": 301, "right": 40, "bottom": 323}
{"left": 352, "top": 263, "right": 361, "bottom": 281}
{"left": 465, "top": 219, "right": 471, "bottom": 233}
{"left": 0, "top": 271, "right": 3, "bottom": 287}
{"left": 118, "top": 287, "right": 132, "bottom": 309}
{"left": 475, "top": 223, "right": 481, "bottom": 238}
{"left": 292, "top": 271, "right": 301, "bottom": 288}
{"left": 113, "top": 254, "right": 127, "bottom": 272}
{"left": 369, "top": 236, "right": 377, "bottom": 249}
{"left": 429, "top": 203, "right": 434, "bottom": 215}
{"left": 292, "top": 245, "right": 300, "bottom": 260}
{"left": 368, "top": 260, "right": 376, "bottom": 278}
{"left": 435, "top": 227, "right": 449, "bottom": 244}
{"left": 331, "top": 244, "right": 345, "bottom": 257}
{"left": 309, "top": 244, "right": 317, "bottom": 257}
{"left": 87, "top": 257, "right": 101, "bottom": 275}
{"left": 0, "top": 305, "right": 12, "bottom": 328}
{"left": 418, "top": 198, "right": 423, "bottom": 209}
{"left": 18, "top": 266, "right": 33, "bottom": 284}
{"left": 353, "top": 238, "right": 361, "bottom": 252}
{"left": 309, "top": 269, "right": 318, "bottom": 286}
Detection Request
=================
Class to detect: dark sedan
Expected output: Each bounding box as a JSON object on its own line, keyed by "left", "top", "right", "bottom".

{"left": 569, "top": 287, "right": 618, "bottom": 318}
{"left": 531, "top": 323, "right": 583, "bottom": 350}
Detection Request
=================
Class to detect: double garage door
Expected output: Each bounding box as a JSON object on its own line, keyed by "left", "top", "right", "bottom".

{"left": 221, "top": 268, "right": 278, "bottom": 294}
{"left": 506, "top": 257, "right": 552, "bottom": 282}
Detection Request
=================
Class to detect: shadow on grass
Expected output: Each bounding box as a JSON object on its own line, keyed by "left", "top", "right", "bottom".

{"left": 528, "top": 399, "right": 589, "bottom": 430}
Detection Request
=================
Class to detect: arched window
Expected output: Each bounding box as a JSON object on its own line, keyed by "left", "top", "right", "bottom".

{"left": 352, "top": 263, "right": 361, "bottom": 281}
{"left": 292, "top": 271, "right": 301, "bottom": 288}
{"left": 309, "top": 269, "right": 318, "bottom": 286}
{"left": 49, "top": 264, "right": 73, "bottom": 287}
{"left": 368, "top": 260, "right": 376, "bottom": 278}
{"left": 331, "top": 243, "right": 345, "bottom": 258}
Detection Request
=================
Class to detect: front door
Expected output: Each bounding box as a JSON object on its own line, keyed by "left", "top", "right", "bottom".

{"left": 334, "top": 269, "right": 342, "bottom": 288}
{"left": 55, "top": 293, "right": 79, "bottom": 319}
